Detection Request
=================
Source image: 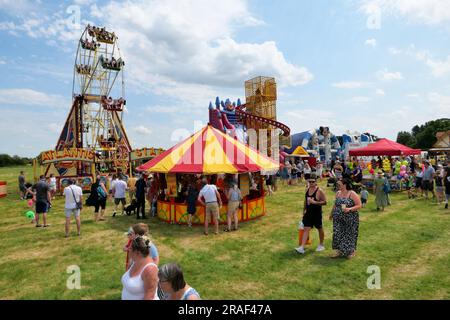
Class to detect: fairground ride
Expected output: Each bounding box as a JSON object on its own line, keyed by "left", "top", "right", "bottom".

{"left": 34, "top": 25, "right": 163, "bottom": 192}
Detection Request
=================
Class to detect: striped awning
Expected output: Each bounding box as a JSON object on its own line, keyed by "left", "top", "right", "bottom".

{"left": 136, "top": 125, "right": 280, "bottom": 174}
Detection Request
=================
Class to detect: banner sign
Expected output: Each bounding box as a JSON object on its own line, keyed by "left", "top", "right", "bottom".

{"left": 40, "top": 148, "right": 95, "bottom": 164}
{"left": 130, "top": 148, "right": 164, "bottom": 161}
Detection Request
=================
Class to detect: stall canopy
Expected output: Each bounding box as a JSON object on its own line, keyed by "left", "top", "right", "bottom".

{"left": 137, "top": 125, "right": 280, "bottom": 174}
{"left": 349, "top": 138, "right": 421, "bottom": 156}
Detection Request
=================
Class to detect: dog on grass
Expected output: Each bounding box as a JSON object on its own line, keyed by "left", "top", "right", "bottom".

{"left": 125, "top": 199, "right": 137, "bottom": 216}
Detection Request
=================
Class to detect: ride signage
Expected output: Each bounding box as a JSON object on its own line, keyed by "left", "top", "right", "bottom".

{"left": 130, "top": 148, "right": 164, "bottom": 161}
{"left": 40, "top": 148, "right": 95, "bottom": 164}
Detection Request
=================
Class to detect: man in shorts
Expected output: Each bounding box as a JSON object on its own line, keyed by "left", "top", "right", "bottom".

{"left": 422, "top": 160, "right": 436, "bottom": 200}
{"left": 63, "top": 179, "right": 83, "bottom": 237}
{"left": 32, "top": 175, "right": 51, "bottom": 227}
{"left": 198, "top": 177, "right": 222, "bottom": 235}
{"left": 112, "top": 175, "right": 127, "bottom": 217}
{"left": 296, "top": 174, "right": 327, "bottom": 254}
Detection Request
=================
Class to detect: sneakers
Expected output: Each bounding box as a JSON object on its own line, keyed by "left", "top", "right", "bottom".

{"left": 316, "top": 245, "right": 325, "bottom": 252}
{"left": 295, "top": 246, "right": 305, "bottom": 254}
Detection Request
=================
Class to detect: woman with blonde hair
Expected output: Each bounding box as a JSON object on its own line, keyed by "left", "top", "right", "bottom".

{"left": 121, "top": 235, "right": 159, "bottom": 300}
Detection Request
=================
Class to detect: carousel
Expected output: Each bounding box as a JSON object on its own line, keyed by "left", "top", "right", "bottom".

{"left": 137, "top": 125, "right": 279, "bottom": 225}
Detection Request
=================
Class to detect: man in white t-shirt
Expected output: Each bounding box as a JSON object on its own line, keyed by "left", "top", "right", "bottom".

{"left": 63, "top": 179, "right": 83, "bottom": 237}
{"left": 112, "top": 176, "right": 128, "bottom": 217}
{"left": 197, "top": 178, "right": 222, "bottom": 235}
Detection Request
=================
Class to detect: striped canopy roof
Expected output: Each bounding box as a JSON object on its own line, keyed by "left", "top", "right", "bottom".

{"left": 137, "top": 125, "right": 280, "bottom": 174}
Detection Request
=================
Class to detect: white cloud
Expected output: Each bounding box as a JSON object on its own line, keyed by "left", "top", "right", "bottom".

{"left": 0, "top": 88, "right": 67, "bottom": 107}
{"left": 426, "top": 56, "right": 450, "bottom": 77}
{"left": 365, "top": 38, "right": 377, "bottom": 47}
{"left": 332, "top": 81, "right": 371, "bottom": 89}
{"left": 375, "top": 88, "right": 385, "bottom": 96}
{"left": 346, "top": 96, "right": 372, "bottom": 105}
{"left": 376, "top": 69, "right": 403, "bottom": 81}
{"left": 0, "top": 59, "right": 5, "bottom": 65}
{"left": 93, "top": 0, "right": 312, "bottom": 100}
{"left": 134, "top": 125, "right": 152, "bottom": 135}
{"left": 428, "top": 92, "right": 450, "bottom": 114}
{"left": 361, "top": 0, "right": 450, "bottom": 25}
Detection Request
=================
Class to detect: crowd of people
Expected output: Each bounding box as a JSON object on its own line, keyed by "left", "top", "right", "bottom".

{"left": 87, "top": 25, "right": 116, "bottom": 43}
{"left": 16, "top": 153, "right": 449, "bottom": 297}
{"left": 80, "top": 38, "right": 100, "bottom": 51}
{"left": 101, "top": 96, "right": 126, "bottom": 111}
{"left": 101, "top": 56, "right": 124, "bottom": 70}
{"left": 76, "top": 64, "right": 92, "bottom": 75}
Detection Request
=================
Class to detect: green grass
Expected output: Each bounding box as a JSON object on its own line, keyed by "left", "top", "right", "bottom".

{"left": 0, "top": 165, "right": 449, "bottom": 299}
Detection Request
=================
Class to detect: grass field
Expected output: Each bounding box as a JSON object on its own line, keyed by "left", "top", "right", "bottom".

{"left": 0, "top": 165, "right": 449, "bottom": 300}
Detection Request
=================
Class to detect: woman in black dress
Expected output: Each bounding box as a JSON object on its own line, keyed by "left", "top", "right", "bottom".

{"left": 329, "top": 178, "right": 362, "bottom": 259}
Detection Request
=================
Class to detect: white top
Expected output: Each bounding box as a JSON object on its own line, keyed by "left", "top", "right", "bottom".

{"left": 64, "top": 185, "right": 83, "bottom": 209}
{"left": 113, "top": 180, "right": 127, "bottom": 199}
{"left": 109, "top": 178, "right": 117, "bottom": 191}
{"left": 49, "top": 177, "right": 57, "bottom": 188}
{"left": 121, "top": 262, "right": 159, "bottom": 300}
{"left": 199, "top": 184, "right": 219, "bottom": 203}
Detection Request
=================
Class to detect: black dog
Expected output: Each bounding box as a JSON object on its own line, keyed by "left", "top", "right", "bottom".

{"left": 125, "top": 199, "right": 137, "bottom": 216}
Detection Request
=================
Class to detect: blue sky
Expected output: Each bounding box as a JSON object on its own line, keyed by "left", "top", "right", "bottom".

{"left": 1, "top": 0, "right": 449, "bottom": 157}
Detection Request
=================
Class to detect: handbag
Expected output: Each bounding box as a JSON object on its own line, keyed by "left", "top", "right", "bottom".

{"left": 70, "top": 186, "right": 83, "bottom": 210}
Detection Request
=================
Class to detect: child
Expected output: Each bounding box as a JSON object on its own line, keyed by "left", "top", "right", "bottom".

{"left": 123, "top": 223, "right": 159, "bottom": 271}
{"left": 360, "top": 186, "right": 369, "bottom": 208}
{"left": 407, "top": 172, "right": 416, "bottom": 199}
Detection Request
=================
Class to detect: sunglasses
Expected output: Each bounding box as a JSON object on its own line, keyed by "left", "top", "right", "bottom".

{"left": 308, "top": 180, "right": 317, "bottom": 183}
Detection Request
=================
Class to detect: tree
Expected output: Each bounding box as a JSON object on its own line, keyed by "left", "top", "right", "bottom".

{"left": 396, "top": 131, "right": 415, "bottom": 147}
{"left": 396, "top": 118, "right": 450, "bottom": 149}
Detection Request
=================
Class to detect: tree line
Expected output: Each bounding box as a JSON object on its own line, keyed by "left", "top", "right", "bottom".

{"left": 396, "top": 118, "right": 450, "bottom": 150}
{"left": 0, "top": 154, "right": 32, "bottom": 167}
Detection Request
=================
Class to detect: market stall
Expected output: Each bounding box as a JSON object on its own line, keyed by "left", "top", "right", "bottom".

{"left": 349, "top": 138, "right": 421, "bottom": 190}
{"left": 137, "top": 125, "right": 279, "bottom": 225}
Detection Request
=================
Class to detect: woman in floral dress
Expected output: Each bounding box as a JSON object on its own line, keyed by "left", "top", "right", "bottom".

{"left": 329, "top": 178, "right": 362, "bottom": 259}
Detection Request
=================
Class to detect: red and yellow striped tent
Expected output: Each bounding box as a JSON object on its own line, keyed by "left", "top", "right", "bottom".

{"left": 137, "top": 125, "right": 280, "bottom": 174}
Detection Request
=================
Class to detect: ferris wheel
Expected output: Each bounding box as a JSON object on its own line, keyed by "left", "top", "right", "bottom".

{"left": 71, "top": 25, "right": 131, "bottom": 171}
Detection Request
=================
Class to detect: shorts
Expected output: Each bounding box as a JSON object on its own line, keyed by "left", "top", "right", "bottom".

{"left": 415, "top": 177, "right": 422, "bottom": 189}
{"left": 302, "top": 211, "right": 323, "bottom": 229}
{"left": 19, "top": 185, "right": 27, "bottom": 193}
{"left": 422, "top": 180, "right": 433, "bottom": 191}
{"left": 95, "top": 198, "right": 107, "bottom": 212}
{"left": 361, "top": 198, "right": 367, "bottom": 204}
{"left": 36, "top": 201, "right": 48, "bottom": 214}
{"left": 227, "top": 201, "right": 240, "bottom": 216}
{"left": 205, "top": 202, "right": 219, "bottom": 221}
{"left": 114, "top": 198, "right": 126, "bottom": 205}
{"left": 304, "top": 173, "right": 311, "bottom": 180}
{"left": 65, "top": 208, "right": 80, "bottom": 218}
